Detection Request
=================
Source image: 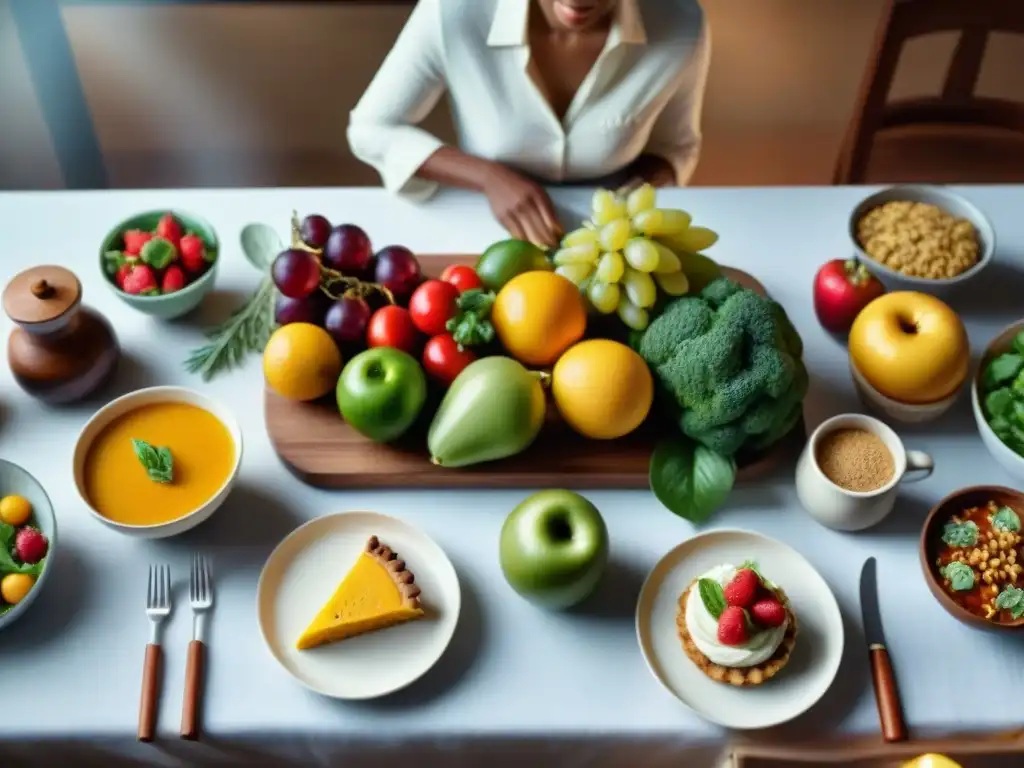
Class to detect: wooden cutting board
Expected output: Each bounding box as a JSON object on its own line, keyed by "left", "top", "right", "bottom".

{"left": 264, "top": 257, "right": 805, "bottom": 489}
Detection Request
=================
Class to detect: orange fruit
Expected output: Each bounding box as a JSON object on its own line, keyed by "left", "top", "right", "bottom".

{"left": 263, "top": 323, "right": 342, "bottom": 401}
{"left": 491, "top": 271, "right": 587, "bottom": 367}
{"left": 552, "top": 339, "right": 653, "bottom": 439}
{"left": 1, "top": 573, "right": 35, "bottom": 605}
{"left": 0, "top": 495, "right": 32, "bottom": 526}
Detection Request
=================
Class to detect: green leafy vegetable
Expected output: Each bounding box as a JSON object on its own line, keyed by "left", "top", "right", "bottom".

{"left": 0, "top": 523, "right": 43, "bottom": 576}
{"left": 985, "top": 388, "right": 1013, "bottom": 419}
{"left": 698, "top": 578, "right": 726, "bottom": 619}
{"left": 649, "top": 437, "right": 736, "bottom": 523}
{"left": 994, "top": 585, "right": 1024, "bottom": 619}
{"left": 940, "top": 561, "right": 975, "bottom": 591}
{"left": 942, "top": 520, "right": 979, "bottom": 548}
{"left": 132, "top": 438, "right": 174, "bottom": 484}
{"left": 1013, "top": 331, "right": 1024, "bottom": 356}
{"left": 140, "top": 237, "right": 177, "bottom": 270}
{"left": 446, "top": 289, "right": 496, "bottom": 348}
{"left": 991, "top": 506, "right": 1021, "bottom": 533}
{"left": 184, "top": 277, "right": 276, "bottom": 381}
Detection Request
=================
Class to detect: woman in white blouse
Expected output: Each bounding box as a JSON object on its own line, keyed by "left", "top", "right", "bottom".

{"left": 348, "top": 0, "right": 710, "bottom": 247}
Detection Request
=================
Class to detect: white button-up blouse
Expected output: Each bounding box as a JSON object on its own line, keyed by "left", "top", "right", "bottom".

{"left": 347, "top": 0, "right": 710, "bottom": 201}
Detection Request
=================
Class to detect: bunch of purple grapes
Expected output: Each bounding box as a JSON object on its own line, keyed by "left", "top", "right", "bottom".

{"left": 271, "top": 213, "right": 424, "bottom": 353}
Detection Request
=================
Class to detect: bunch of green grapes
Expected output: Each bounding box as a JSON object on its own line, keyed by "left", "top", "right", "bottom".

{"left": 551, "top": 185, "right": 720, "bottom": 331}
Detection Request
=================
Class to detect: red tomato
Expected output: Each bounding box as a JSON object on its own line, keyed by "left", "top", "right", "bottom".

{"left": 423, "top": 333, "right": 476, "bottom": 386}
{"left": 366, "top": 305, "right": 421, "bottom": 354}
{"left": 408, "top": 279, "right": 459, "bottom": 336}
{"left": 440, "top": 264, "right": 483, "bottom": 293}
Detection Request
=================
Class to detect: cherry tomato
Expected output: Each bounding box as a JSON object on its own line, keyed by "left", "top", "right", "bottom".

{"left": 423, "top": 333, "right": 476, "bottom": 386}
{"left": 440, "top": 264, "right": 483, "bottom": 294}
{"left": 366, "top": 305, "right": 420, "bottom": 354}
{"left": 408, "top": 279, "right": 459, "bottom": 336}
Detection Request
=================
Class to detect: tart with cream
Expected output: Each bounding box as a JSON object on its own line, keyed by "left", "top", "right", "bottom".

{"left": 676, "top": 561, "right": 797, "bottom": 686}
{"left": 296, "top": 535, "right": 425, "bottom": 650}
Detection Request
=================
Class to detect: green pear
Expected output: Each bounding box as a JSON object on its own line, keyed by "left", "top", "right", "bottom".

{"left": 428, "top": 356, "right": 546, "bottom": 468}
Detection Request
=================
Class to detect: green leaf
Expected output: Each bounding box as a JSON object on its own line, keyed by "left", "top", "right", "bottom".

{"left": 991, "top": 506, "right": 1021, "bottom": 533}
{"left": 697, "top": 578, "right": 726, "bottom": 619}
{"left": 649, "top": 437, "right": 736, "bottom": 523}
{"left": 984, "top": 353, "right": 1024, "bottom": 391}
{"left": 942, "top": 520, "right": 979, "bottom": 548}
{"left": 985, "top": 388, "right": 1014, "bottom": 419}
{"left": 1012, "top": 369, "right": 1024, "bottom": 398}
{"left": 131, "top": 438, "right": 174, "bottom": 484}
{"left": 240, "top": 223, "right": 282, "bottom": 272}
{"left": 203, "top": 246, "right": 218, "bottom": 264}
{"left": 940, "top": 561, "right": 975, "bottom": 591}
{"left": 990, "top": 414, "right": 1012, "bottom": 439}
{"left": 994, "top": 585, "right": 1024, "bottom": 619}
{"left": 1012, "top": 331, "right": 1024, "bottom": 356}
{"left": 140, "top": 237, "right": 177, "bottom": 270}
{"left": 446, "top": 289, "right": 496, "bottom": 348}
{"left": 0, "top": 522, "right": 44, "bottom": 576}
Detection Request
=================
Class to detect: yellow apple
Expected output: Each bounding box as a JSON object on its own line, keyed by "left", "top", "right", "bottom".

{"left": 849, "top": 291, "right": 969, "bottom": 404}
{"left": 900, "top": 755, "right": 962, "bottom": 768}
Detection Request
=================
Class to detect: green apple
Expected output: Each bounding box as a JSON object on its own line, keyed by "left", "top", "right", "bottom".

{"left": 336, "top": 347, "right": 427, "bottom": 443}
{"left": 499, "top": 489, "right": 608, "bottom": 610}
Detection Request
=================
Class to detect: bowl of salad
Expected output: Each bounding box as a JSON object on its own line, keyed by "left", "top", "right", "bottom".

{"left": 973, "top": 320, "right": 1024, "bottom": 484}
{"left": 0, "top": 460, "right": 55, "bottom": 629}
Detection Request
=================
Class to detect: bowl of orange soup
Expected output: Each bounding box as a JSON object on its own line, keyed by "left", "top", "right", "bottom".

{"left": 73, "top": 386, "right": 242, "bottom": 538}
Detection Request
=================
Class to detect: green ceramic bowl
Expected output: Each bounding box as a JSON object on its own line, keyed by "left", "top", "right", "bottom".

{"left": 99, "top": 210, "right": 219, "bottom": 319}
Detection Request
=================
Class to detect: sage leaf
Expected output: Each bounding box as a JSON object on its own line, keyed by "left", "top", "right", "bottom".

{"left": 240, "top": 222, "right": 283, "bottom": 272}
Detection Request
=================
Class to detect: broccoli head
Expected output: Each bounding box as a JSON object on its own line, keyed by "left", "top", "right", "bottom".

{"left": 638, "top": 277, "right": 808, "bottom": 457}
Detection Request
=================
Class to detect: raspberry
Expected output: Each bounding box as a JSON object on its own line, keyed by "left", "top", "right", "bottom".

{"left": 15, "top": 527, "right": 48, "bottom": 564}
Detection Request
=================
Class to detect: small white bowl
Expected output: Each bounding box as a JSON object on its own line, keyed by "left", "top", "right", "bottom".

{"left": 72, "top": 386, "right": 243, "bottom": 539}
{"left": 848, "top": 184, "right": 995, "bottom": 297}
{"left": 972, "top": 319, "right": 1024, "bottom": 484}
{"left": 850, "top": 359, "right": 961, "bottom": 424}
{"left": 0, "top": 459, "right": 57, "bottom": 631}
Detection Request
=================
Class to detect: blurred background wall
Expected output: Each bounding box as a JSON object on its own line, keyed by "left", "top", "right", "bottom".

{"left": 1, "top": 0, "right": 1023, "bottom": 190}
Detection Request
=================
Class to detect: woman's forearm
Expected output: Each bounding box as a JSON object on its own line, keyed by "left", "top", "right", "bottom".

{"left": 416, "top": 147, "right": 500, "bottom": 192}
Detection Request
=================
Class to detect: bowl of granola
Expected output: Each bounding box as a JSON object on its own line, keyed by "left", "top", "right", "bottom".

{"left": 921, "top": 485, "right": 1024, "bottom": 629}
{"left": 849, "top": 185, "right": 994, "bottom": 296}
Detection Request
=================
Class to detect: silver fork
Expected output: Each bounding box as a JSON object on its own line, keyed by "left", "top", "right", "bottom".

{"left": 181, "top": 554, "right": 213, "bottom": 740}
{"left": 138, "top": 564, "right": 171, "bottom": 743}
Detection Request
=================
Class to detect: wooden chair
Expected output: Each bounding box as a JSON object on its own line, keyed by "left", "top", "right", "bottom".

{"left": 834, "top": 0, "right": 1024, "bottom": 185}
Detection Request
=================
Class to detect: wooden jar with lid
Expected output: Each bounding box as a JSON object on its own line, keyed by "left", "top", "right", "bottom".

{"left": 4, "top": 265, "right": 120, "bottom": 404}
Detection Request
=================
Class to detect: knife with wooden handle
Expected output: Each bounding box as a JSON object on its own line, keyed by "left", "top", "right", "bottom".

{"left": 860, "top": 557, "right": 908, "bottom": 742}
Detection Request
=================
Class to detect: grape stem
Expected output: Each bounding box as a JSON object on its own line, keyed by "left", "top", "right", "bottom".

{"left": 290, "top": 210, "right": 396, "bottom": 305}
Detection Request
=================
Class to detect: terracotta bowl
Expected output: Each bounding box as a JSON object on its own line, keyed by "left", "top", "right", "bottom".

{"left": 919, "top": 484, "right": 1024, "bottom": 630}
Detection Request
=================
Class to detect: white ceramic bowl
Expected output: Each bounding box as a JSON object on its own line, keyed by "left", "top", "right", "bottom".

{"left": 0, "top": 460, "right": 57, "bottom": 630}
{"left": 972, "top": 319, "right": 1024, "bottom": 484}
{"left": 850, "top": 359, "right": 961, "bottom": 424}
{"left": 72, "top": 386, "right": 243, "bottom": 539}
{"left": 848, "top": 184, "right": 995, "bottom": 297}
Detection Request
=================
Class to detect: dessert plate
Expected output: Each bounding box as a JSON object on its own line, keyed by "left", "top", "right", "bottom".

{"left": 257, "top": 510, "right": 461, "bottom": 700}
{"left": 635, "top": 528, "right": 844, "bottom": 729}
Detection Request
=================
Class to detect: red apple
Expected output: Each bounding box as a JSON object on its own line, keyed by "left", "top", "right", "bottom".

{"left": 813, "top": 259, "right": 885, "bottom": 334}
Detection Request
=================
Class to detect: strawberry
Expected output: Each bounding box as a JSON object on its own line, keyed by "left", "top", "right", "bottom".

{"left": 122, "top": 263, "right": 159, "bottom": 295}
{"left": 155, "top": 213, "right": 183, "bottom": 249}
{"left": 750, "top": 598, "right": 787, "bottom": 628}
{"left": 122, "top": 229, "right": 153, "bottom": 256}
{"left": 115, "top": 262, "right": 134, "bottom": 290}
{"left": 716, "top": 605, "right": 749, "bottom": 646}
{"left": 161, "top": 264, "right": 186, "bottom": 293}
{"left": 723, "top": 568, "right": 760, "bottom": 608}
{"left": 15, "top": 527, "right": 48, "bottom": 564}
{"left": 179, "top": 234, "right": 207, "bottom": 273}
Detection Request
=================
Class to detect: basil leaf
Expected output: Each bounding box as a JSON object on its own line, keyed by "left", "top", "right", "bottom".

{"left": 131, "top": 438, "right": 174, "bottom": 484}
{"left": 1014, "top": 330, "right": 1024, "bottom": 357}
{"left": 984, "top": 353, "right": 1024, "bottom": 391}
{"left": 942, "top": 520, "right": 979, "bottom": 548}
{"left": 140, "top": 237, "right": 177, "bottom": 270}
{"left": 697, "top": 578, "right": 726, "bottom": 619}
{"left": 649, "top": 437, "right": 735, "bottom": 523}
{"left": 985, "top": 388, "right": 1014, "bottom": 419}
{"left": 940, "top": 561, "right": 975, "bottom": 591}
{"left": 991, "top": 506, "right": 1021, "bottom": 533}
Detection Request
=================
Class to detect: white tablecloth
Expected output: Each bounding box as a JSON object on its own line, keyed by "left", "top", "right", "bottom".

{"left": 0, "top": 185, "right": 1022, "bottom": 766}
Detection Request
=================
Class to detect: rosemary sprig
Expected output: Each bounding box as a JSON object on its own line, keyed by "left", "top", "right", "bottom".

{"left": 184, "top": 277, "right": 276, "bottom": 381}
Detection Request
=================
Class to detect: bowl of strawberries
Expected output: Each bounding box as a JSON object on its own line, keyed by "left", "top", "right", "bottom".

{"left": 100, "top": 210, "right": 219, "bottom": 319}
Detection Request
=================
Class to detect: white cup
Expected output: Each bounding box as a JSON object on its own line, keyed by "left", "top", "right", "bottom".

{"left": 795, "top": 413, "right": 934, "bottom": 532}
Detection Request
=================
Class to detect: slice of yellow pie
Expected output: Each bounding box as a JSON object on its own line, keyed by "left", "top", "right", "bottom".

{"left": 296, "top": 535, "right": 425, "bottom": 650}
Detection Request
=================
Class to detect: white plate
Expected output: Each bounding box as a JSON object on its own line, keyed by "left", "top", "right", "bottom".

{"left": 635, "top": 528, "right": 844, "bottom": 730}
{"left": 257, "top": 511, "right": 461, "bottom": 700}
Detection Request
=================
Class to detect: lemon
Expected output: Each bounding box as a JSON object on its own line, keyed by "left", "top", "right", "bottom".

{"left": 901, "top": 756, "right": 962, "bottom": 768}
{"left": 263, "top": 323, "right": 343, "bottom": 402}
{"left": 552, "top": 339, "right": 653, "bottom": 439}
{"left": 491, "top": 271, "right": 587, "bottom": 367}
{"left": 0, "top": 495, "right": 32, "bottom": 526}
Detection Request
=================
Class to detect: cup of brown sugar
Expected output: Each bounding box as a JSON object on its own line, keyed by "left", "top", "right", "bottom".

{"left": 795, "top": 413, "right": 934, "bottom": 531}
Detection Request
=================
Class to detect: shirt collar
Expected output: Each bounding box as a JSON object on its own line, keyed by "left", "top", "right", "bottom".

{"left": 487, "top": 0, "right": 647, "bottom": 47}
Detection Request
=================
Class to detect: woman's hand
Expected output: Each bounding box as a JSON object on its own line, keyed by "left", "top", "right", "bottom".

{"left": 482, "top": 165, "right": 563, "bottom": 248}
